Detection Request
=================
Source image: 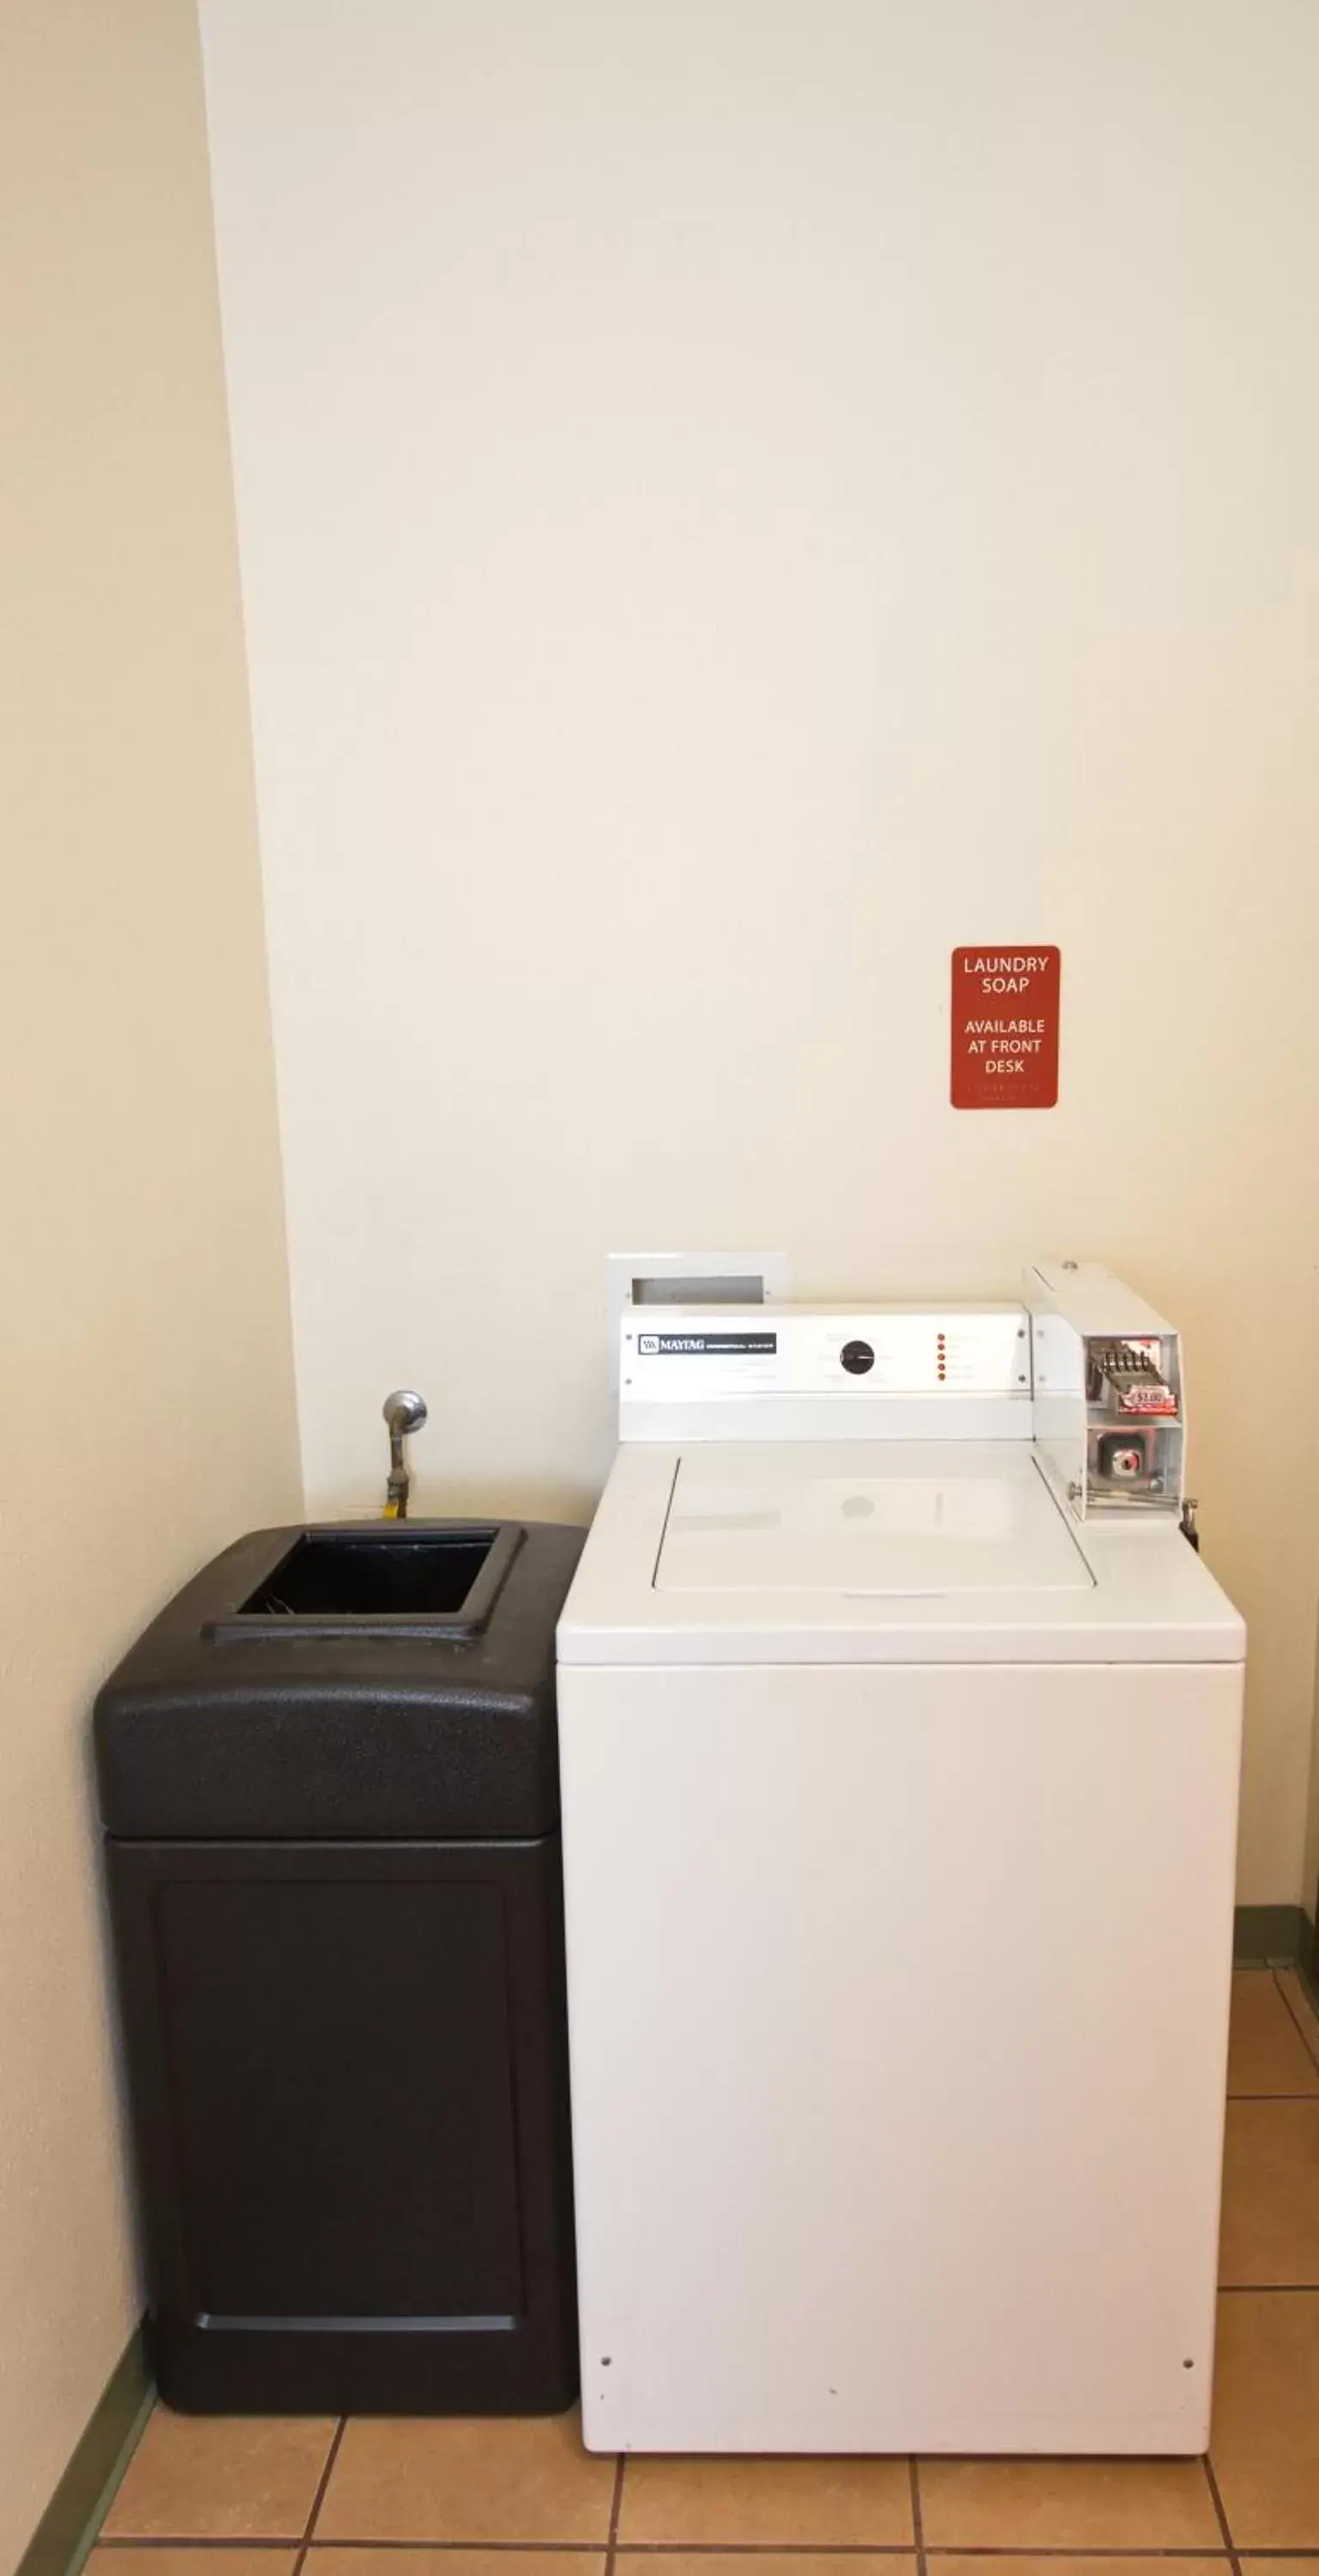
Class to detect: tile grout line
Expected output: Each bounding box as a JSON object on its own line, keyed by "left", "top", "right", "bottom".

{"left": 1204, "top": 2449, "right": 1243, "bottom": 2576}
{"left": 1219, "top": 2282, "right": 1319, "bottom": 2293}
{"left": 91, "top": 2542, "right": 1250, "bottom": 2561}
{"left": 602, "top": 2449, "right": 627, "bottom": 2576}
{"left": 909, "top": 2457, "right": 928, "bottom": 2576}
{"left": 291, "top": 2415, "right": 347, "bottom": 2573}
{"left": 1273, "top": 1967, "right": 1319, "bottom": 2076}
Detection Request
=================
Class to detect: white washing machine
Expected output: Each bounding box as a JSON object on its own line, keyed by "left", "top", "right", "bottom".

{"left": 556, "top": 1263, "right": 1245, "bottom": 2458}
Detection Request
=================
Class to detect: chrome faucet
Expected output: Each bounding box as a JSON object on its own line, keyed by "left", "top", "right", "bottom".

{"left": 382, "top": 1388, "right": 428, "bottom": 1519}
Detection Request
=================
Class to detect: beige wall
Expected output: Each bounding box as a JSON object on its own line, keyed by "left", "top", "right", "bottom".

{"left": 1305, "top": 1652, "right": 1319, "bottom": 1940}
{"left": 0, "top": 2, "right": 299, "bottom": 2561}
{"left": 199, "top": 0, "right": 1319, "bottom": 1904}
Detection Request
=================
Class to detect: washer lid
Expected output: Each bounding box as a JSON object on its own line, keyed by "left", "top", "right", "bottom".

{"left": 557, "top": 1440, "right": 1247, "bottom": 1665}
{"left": 656, "top": 1443, "right": 1091, "bottom": 1598}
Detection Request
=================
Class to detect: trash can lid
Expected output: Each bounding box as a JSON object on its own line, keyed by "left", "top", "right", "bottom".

{"left": 94, "top": 1519, "right": 585, "bottom": 1842}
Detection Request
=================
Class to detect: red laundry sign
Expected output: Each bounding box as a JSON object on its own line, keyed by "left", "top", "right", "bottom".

{"left": 951, "top": 946, "right": 1060, "bottom": 1109}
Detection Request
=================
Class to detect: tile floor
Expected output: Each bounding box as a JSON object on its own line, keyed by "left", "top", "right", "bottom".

{"left": 93, "top": 1967, "right": 1319, "bottom": 2575}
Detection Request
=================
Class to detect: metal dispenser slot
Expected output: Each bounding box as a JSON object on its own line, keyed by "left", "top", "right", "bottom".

{"left": 1027, "top": 1261, "right": 1186, "bottom": 1522}
{"left": 1083, "top": 1334, "right": 1182, "bottom": 1511}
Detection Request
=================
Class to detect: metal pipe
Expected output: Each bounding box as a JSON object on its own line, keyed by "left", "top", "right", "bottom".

{"left": 381, "top": 1388, "right": 428, "bottom": 1520}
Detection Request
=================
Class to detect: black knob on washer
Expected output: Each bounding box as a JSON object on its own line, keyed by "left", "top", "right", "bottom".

{"left": 841, "top": 1339, "right": 875, "bottom": 1375}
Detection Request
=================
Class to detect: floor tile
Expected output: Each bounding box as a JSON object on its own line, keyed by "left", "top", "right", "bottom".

{"left": 930, "top": 2560, "right": 1225, "bottom": 2576}
{"left": 1220, "top": 2099, "right": 1319, "bottom": 2284}
{"left": 1211, "top": 2287, "right": 1319, "bottom": 2546}
{"left": 94, "top": 2557, "right": 297, "bottom": 2576}
{"left": 916, "top": 2456, "right": 1221, "bottom": 2549}
{"left": 617, "top": 2455, "right": 915, "bottom": 2546}
{"left": 313, "top": 2412, "right": 614, "bottom": 2543}
{"left": 100, "top": 2409, "right": 338, "bottom": 2541}
{"left": 1227, "top": 1971, "right": 1319, "bottom": 2097}
{"left": 617, "top": 2559, "right": 914, "bottom": 2576}
{"left": 1277, "top": 1969, "right": 1319, "bottom": 2069}
{"left": 313, "top": 2557, "right": 603, "bottom": 2576}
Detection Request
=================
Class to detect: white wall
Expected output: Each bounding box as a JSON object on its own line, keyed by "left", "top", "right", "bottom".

{"left": 0, "top": 2, "right": 299, "bottom": 2561}
{"left": 200, "top": 0, "right": 1319, "bottom": 1905}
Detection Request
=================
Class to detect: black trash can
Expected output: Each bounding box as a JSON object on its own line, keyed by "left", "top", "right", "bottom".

{"left": 94, "top": 1517, "right": 584, "bottom": 2415}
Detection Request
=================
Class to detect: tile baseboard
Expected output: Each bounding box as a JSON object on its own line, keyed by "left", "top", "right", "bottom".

{"left": 1301, "top": 1911, "right": 1319, "bottom": 2005}
{"left": 15, "top": 2322, "right": 153, "bottom": 2576}
{"left": 1234, "top": 1905, "right": 1311, "bottom": 1967}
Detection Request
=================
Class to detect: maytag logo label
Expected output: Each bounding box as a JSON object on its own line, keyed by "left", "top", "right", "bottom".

{"left": 639, "top": 1332, "right": 777, "bottom": 1357}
